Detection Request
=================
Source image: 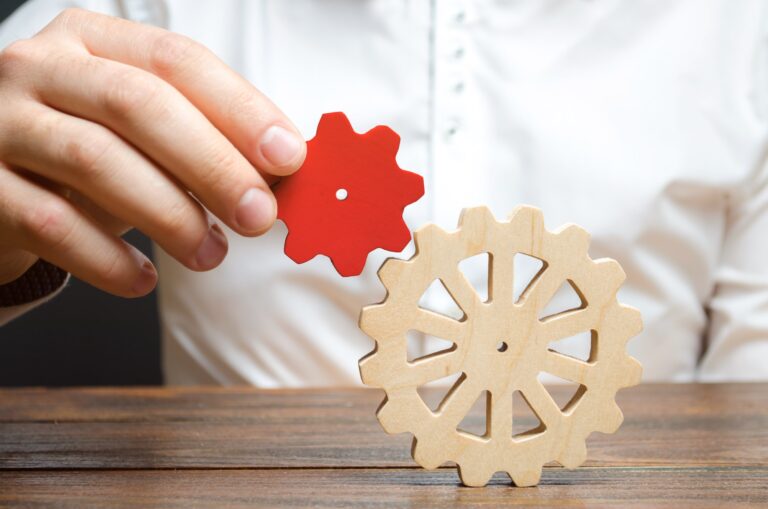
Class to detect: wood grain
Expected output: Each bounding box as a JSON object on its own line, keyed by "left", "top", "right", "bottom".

{"left": 0, "top": 384, "right": 766, "bottom": 507}
{"left": 0, "top": 384, "right": 765, "bottom": 469}
{"left": 0, "top": 467, "right": 765, "bottom": 508}
{"left": 359, "top": 205, "right": 644, "bottom": 486}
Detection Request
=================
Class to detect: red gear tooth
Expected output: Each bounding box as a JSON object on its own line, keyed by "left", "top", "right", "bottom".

{"left": 274, "top": 112, "right": 424, "bottom": 277}
{"left": 331, "top": 251, "right": 369, "bottom": 278}
{"left": 316, "top": 111, "right": 355, "bottom": 139}
{"left": 396, "top": 169, "right": 425, "bottom": 205}
{"left": 366, "top": 125, "right": 401, "bottom": 153}
{"left": 379, "top": 219, "right": 412, "bottom": 252}
{"left": 284, "top": 233, "right": 317, "bottom": 264}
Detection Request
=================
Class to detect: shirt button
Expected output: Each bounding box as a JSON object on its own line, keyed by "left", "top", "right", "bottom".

{"left": 455, "top": 10, "right": 466, "bottom": 24}
{"left": 453, "top": 47, "right": 465, "bottom": 60}
{"left": 453, "top": 81, "right": 465, "bottom": 94}
{"left": 445, "top": 123, "right": 460, "bottom": 140}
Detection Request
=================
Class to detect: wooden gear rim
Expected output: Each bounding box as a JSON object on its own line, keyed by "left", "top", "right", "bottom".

{"left": 358, "top": 205, "right": 643, "bottom": 487}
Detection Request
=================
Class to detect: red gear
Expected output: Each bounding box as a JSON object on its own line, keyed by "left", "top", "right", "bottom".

{"left": 274, "top": 112, "right": 424, "bottom": 276}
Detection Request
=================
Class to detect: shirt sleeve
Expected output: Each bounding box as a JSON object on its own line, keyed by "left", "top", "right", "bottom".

{"left": 0, "top": 259, "right": 69, "bottom": 326}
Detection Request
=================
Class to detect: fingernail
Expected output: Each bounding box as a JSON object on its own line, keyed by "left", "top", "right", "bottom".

{"left": 259, "top": 125, "right": 303, "bottom": 168}
{"left": 132, "top": 260, "right": 157, "bottom": 296}
{"left": 236, "top": 187, "right": 275, "bottom": 233}
{"left": 194, "top": 223, "right": 228, "bottom": 270}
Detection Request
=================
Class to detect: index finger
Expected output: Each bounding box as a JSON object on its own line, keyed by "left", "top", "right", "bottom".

{"left": 44, "top": 8, "right": 306, "bottom": 177}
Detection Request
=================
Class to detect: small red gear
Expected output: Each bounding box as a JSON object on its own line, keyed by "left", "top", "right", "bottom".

{"left": 274, "top": 112, "right": 425, "bottom": 276}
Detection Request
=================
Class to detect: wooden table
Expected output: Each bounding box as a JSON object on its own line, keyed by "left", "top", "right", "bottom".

{"left": 0, "top": 383, "right": 765, "bottom": 508}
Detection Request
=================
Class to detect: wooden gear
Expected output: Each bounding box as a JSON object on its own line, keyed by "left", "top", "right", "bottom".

{"left": 358, "top": 205, "right": 643, "bottom": 487}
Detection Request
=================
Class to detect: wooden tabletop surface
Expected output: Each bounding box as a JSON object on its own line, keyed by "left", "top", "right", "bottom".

{"left": 0, "top": 383, "right": 765, "bottom": 508}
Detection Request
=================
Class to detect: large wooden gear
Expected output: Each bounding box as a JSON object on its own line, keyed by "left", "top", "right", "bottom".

{"left": 358, "top": 205, "right": 643, "bottom": 487}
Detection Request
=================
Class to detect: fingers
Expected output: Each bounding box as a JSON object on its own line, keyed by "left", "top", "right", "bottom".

{"left": 0, "top": 247, "right": 38, "bottom": 285}
{"left": 28, "top": 49, "right": 277, "bottom": 236}
{"left": 0, "top": 8, "right": 303, "bottom": 295}
{"left": 0, "top": 166, "right": 157, "bottom": 297}
{"left": 1, "top": 103, "right": 228, "bottom": 271}
{"left": 42, "top": 8, "right": 306, "bottom": 176}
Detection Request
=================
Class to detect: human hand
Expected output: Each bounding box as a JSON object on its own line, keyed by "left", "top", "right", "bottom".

{"left": 0, "top": 8, "right": 306, "bottom": 296}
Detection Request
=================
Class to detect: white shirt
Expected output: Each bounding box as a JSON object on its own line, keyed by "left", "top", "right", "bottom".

{"left": 2, "top": 0, "right": 768, "bottom": 385}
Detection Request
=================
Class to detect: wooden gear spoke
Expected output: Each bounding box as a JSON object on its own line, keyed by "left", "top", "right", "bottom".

{"left": 517, "top": 265, "right": 565, "bottom": 315}
{"left": 543, "top": 351, "right": 593, "bottom": 386}
{"left": 489, "top": 388, "right": 514, "bottom": 440}
{"left": 411, "top": 309, "right": 466, "bottom": 343}
{"left": 487, "top": 250, "right": 514, "bottom": 304}
{"left": 405, "top": 350, "right": 463, "bottom": 387}
{"left": 519, "top": 378, "right": 564, "bottom": 429}
{"left": 359, "top": 205, "right": 643, "bottom": 487}
{"left": 435, "top": 375, "right": 484, "bottom": 432}
{"left": 439, "top": 267, "right": 483, "bottom": 316}
{"left": 538, "top": 309, "right": 592, "bottom": 342}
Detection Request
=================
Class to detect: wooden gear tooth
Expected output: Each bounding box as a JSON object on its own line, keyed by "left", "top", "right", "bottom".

{"left": 376, "top": 258, "right": 411, "bottom": 291}
{"left": 507, "top": 204, "right": 545, "bottom": 227}
{"left": 457, "top": 206, "right": 499, "bottom": 230}
{"left": 555, "top": 223, "right": 592, "bottom": 255}
{"left": 508, "top": 467, "right": 543, "bottom": 488}
{"left": 620, "top": 305, "right": 644, "bottom": 339}
{"left": 506, "top": 205, "right": 547, "bottom": 250}
{"left": 376, "top": 399, "right": 410, "bottom": 434}
{"left": 558, "top": 440, "right": 589, "bottom": 469}
{"left": 593, "top": 258, "right": 627, "bottom": 292}
{"left": 412, "top": 438, "right": 449, "bottom": 470}
{"left": 358, "top": 205, "right": 643, "bottom": 487}
{"left": 458, "top": 464, "right": 496, "bottom": 488}
{"left": 622, "top": 357, "right": 644, "bottom": 388}
{"left": 357, "top": 304, "right": 387, "bottom": 336}
{"left": 593, "top": 402, "right": 625, "bottom": 434}
{"left": 412, "top": 223, "right": 448, "bottom": 253}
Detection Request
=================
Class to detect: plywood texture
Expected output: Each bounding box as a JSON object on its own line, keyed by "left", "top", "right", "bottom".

{"left": 360, "top": 206, "right": 642, "bottom": 486}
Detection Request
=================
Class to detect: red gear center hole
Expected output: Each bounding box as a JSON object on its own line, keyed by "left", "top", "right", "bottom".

{"left": 336, "top": 188, "right": 349, "bottom": 201}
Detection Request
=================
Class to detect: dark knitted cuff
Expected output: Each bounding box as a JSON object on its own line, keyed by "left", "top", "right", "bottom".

{"left": 0, "top": 259, "right": 68, "bottom": 307}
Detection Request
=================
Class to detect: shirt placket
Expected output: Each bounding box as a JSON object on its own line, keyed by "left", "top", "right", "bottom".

{"left": 431, "top": 0, "right": 477, "bottom": 228}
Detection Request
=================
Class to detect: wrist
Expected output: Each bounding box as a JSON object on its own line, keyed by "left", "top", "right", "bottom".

{"left": 0, "top": 258, "right": 68, "bottom": 307}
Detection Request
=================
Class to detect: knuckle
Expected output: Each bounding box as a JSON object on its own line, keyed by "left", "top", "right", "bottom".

{"left": 157, "top": 198, "right": 195, "bottom": 239}
{"left": 1, "top": 113, "right": 35, "bottom": 159}
{"left": 0, "top": 112, "right": 22, "bottom": 158}
{"left": 148, "top": 32, "right": 205, "bottom": 77}
{"left": 222, "top": 88, "right": 275, "bottom": 137}
{"left": 20, "top": 198, "right": 77, "bottom": 250}
{"left": 198, "top": 145, "right": 243, "bottom": 193}
{"left": 98, "top": 244, "right": 127, "bottom": 283}
{"left": 101, "top": 69, "right": 163, "bottom": 117}
{"left": 60, "top": 131, "right": 115, "bottom": 179}
{"left": 0, "top": 39, "right": 36, "bottom": 76}
{"left": 50, "top": 8, "right": 87, "bottom": 30}
{"left": 224, "top": 87, "right": 259, "bottom": 119}
{"left": 7, "top": 111, "right": 59, "bottom": 158}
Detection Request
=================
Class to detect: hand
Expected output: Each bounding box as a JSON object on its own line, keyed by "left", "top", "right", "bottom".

{"left": 0, "top": 8, "right": 306, "bottom": 297}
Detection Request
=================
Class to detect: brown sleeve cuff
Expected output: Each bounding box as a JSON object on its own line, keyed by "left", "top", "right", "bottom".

{"left": 0, "top": 259, "right": 68, "bottom": 307}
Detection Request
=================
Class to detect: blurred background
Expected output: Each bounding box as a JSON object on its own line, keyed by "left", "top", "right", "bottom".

{"left": 0, "top": 0, "right": 162, "bottom": 386}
